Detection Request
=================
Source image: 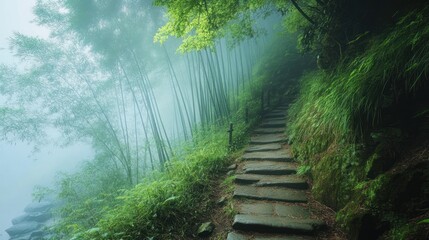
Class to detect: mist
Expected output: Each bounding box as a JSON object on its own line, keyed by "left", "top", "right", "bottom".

{"left": 0, "top": 1, "right": 291, "bottom": 239}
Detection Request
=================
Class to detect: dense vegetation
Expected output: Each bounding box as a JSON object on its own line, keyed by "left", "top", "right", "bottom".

{"left": 48, "top": 32, "right": 309, "bottom": 239}
{"left": 1, "top": 0, "right": 428, "bottom": 239}
{"left": 287, "top": 5, "right": 429, "bottom": 240}
{"left": 154, "top": 0, "right": 429, "bottom": 239}
{"left": 2, "top": 1, "right": 310, "bottom": 239}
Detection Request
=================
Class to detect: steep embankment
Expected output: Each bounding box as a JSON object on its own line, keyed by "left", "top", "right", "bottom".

{"left": 286, "top": 7, "right": 429, "bottom": 239}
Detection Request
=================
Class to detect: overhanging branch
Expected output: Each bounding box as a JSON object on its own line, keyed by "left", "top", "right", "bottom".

{"left": 290, "top": 0, "right": 316, "bottom": 25}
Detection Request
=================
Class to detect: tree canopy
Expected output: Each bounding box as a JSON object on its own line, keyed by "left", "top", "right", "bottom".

{"left": 154, "top": 0, "right": 288, "bottom": 51}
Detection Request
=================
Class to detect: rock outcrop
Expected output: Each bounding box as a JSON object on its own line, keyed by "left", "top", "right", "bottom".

{"left": 6, "top": 201, "right": 55, "bottom": 240}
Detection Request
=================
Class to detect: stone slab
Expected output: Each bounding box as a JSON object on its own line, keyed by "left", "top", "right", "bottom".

{"left": 235, "top": 174, "right": 308, "bottom": 189}
{"left": 263, "top": 117, "right": 286, "bottom": 122}
{"left": 254, "top": 128, "right": 285, "bottom": 134}
{"left": 271, "top": 109, "right": 286, "bottom": 114}
{"left": 236, "top": 202, "right": 311, "bottom": 219}
{"left": 243, "top": 150, "right": 292, "bottom": 162}
{"left": 250, "top": 134, "right": 286, "bottom": 144}
{"left": 233, "top": 214, "right": 325, "bottom": 234}
{"left": 24, "top": 202, "right": 53, "bottom": 213}
{"left": 243, "top": 161, "right": 297, "bottom": 175}
{"left": 246, "top": 144, "right": 282, "bottom": 152}
{"left": 6, "top": 222, "right": 42, "bottom": 237}
{"left": 234, "top": 185, "right": 307, "bottom": 203}
{"left": 261, "top": 120, "right": 285, "bottom": 128}
{"left": 227, "top": 231, "right": 315, "bottom": 240}
{"left": 265, "top": 113, "right": 285, "bottom": 118}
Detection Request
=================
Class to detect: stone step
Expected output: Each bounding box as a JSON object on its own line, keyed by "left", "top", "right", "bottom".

{"left": 264, "top": 113, "right": 285, "bottom": 119}
{"left": 242, "top": 161, "right": 297, "bottom": 175}
{"left": 260, "top": 120, "right": 285, "bottom": 128}
{"left": 263, "top": 117, "right": 286, "bottom": 122}
{"left": 236, "top": 202, "right": 311, "bottom": 219}
{"left": 271, "top": 109, "right": 286, "bottom": 113}
{"left": 227, "top": 231, "right": 315, "bottom": 240}
{"left": 243, "top": 150, "right": 293, "bottom": 162}
{"left": 233, "top": 214, "right": 325, "bottom": 234}
{"left": 250, "top": 134, "right": 286, "bottom": 144}
{"left": 234, "top": 185, "right": 307, "bottom": 203}
{"left": 246, "top": 144, "right": 283, "bottom": 152}
{"left": 235, "top": 174, "right": 308, "bottom": 190}
{"left": 254, "top": 128, "right": 285, "bottom": 134}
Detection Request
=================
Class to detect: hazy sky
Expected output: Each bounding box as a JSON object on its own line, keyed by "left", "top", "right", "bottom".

{"left": 0, "top": 0, "right": 49, "bottom": 64}
{"left": 0, "top": 1, "right": 93, "bottom": 239}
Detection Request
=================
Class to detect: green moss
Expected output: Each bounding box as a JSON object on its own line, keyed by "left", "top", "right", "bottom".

{"left": 381, "top": 214, "right": 426, "bottom": 240}
{"left": 387, "top": 223, "right": 417, "bottom": 240}
{"left": 336, "top": 199, "right": 367, "bottom": 236}
{"left": 310, "top": 143, "right": 363, "bottom": 209}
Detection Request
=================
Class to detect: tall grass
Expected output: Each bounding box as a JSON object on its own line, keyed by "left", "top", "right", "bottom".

{"left": 287, "top": 5, "right": 429, "bottom": 210}
{"left": 66, "top": 122, "right": 248, "bottom": 240}
{"left": 289, "top": 6, "right": 429, "bottom": 152}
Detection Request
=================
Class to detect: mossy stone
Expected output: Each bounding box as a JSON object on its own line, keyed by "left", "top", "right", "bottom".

{"left": 197, "top": 222, "right": 215, "bottom": 237}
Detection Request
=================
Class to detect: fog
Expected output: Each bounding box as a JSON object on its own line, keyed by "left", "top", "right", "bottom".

{"left": 0, "top": 1, "right": 84, "bottom": 239}
{"left": 0, "top": 1, "right": 285, "bottom": 239}
{"left": 0, "top": 142, "right": 93, "bottom": 240}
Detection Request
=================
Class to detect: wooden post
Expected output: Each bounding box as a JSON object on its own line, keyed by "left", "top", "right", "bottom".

{"left": 245, "top": 107, "right": 249, "bottom": 124}
{"left": 228, "top": 123, "right": 234, "bottom": 150}
{"left": 267, "top": 89, "right": 271, "bottom": 107}
{"left": 261, "top": 91, "right": 264, "bottom": 113}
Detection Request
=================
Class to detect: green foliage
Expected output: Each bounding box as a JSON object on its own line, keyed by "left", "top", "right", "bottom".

{"left": 48, "top": 156, "right": 129, "bottom": 238}
{"left": 254, "top": 33, "right": 315, "bottom": 96}
{"left": 43, "top": 29, "right": 293, "bottom": 238}
{"left": 5, "top": 1, "right": 176, "bottom": 184}
{"left": 387, "top": 223, "right": 416, "bottom": 240}
{"left": 222, "top": 175, "right": 236, "bottom": 195}
{"left": 296, "top": 165, "right": 311, "bottom": 176}
{"left": 221, "top": 175, "right": 237, "bottom": 218}
{"left": 155, "top": 0, "right": 246, "bottom": 51}
{"left": 288, "top": 6, "right": 429, "bottom": 163}
{"left": 287, "top": 6, "right": 429, "bottom": 237}
{"left": 419, "top": 219, "right": 429, "bottom": 224}
{"left": 69, "top": 123, "right": 247, "bottom": 239}
{"left": 154, "top": 0, "right": 290, "bottom": 51}
{"left": 0, "top": 106, "right": 46, "bottom": 144}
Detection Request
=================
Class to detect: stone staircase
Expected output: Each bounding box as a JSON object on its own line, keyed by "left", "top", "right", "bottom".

{"left": 227, "top": 106, "right": 326, "bottom": 240}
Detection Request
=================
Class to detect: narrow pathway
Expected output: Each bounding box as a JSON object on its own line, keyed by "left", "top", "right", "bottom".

{"left": 227, "top": 106, "right": 326, "bottom": 240}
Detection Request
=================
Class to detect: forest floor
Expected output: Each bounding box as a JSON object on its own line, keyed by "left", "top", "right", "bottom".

{"left": 206, "top": 106, "right": 347, "bottom": 240}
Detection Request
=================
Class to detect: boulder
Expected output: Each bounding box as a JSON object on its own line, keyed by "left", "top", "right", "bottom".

{"left": 28, "top": 212, "right": 52, "bottom": 222}
{"left": 227, "top": 164, "right": 237, "bottom": 170}
{"left": 24, "top": 202, "right": 53, "bottom": 213}
{"left": 12, "top": 212, "right": 52, "bottom": 225}
{"left": 5, "top": 221, "right": 42, "bottom": 237}
{"left": 30, "top": 230, "right": 45, "bottom": 238}
{"left": 11, "top": 214, "right": 29, "bottom": 225}
{"left": 10, "top": 233, "right": 32, "bottom": 240}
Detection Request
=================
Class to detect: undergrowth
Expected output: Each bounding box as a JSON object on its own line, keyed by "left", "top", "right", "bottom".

{"left": 42, "top": 30, "right": 310, "bottom": 240}
{"left": 65, "top": 122, "right": 248, "bottom": 240}
{"left": 287, "top": 7, "right": 429, "bottom": 239}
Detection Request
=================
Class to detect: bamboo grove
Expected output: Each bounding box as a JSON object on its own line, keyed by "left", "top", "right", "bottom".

{"left": 0, "top": 1, "right": 272, "bottom": 186}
